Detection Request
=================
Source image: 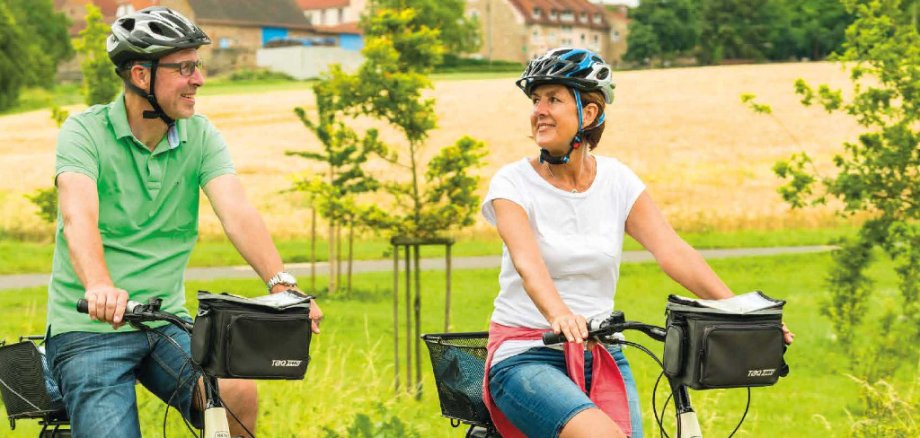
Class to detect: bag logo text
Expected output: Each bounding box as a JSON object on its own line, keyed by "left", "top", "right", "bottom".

{"left": 272, "top": 360, "right": 303, "bottom": 367}
{"left": 747, "top": 368, "right": 776, "bottom": 377}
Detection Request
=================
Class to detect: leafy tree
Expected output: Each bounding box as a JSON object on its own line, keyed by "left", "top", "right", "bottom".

{"left": 0, "top": 0, "right": 29, "bottom": 111}
{"left": 624, "top": 0, "right": 700, "bottom": 63}
{"left": 367, "top": 0, "right": 480, "bottom": 55}
{"left": 699, "top": 0, "right": 784, "bottom": 64}
{"left": 6, "top": 0, "right": 72, "bottom": 89}
{"left": 768, "top": 0, "right": 852, "bottom": 61}
{"left": 75, "top": 4, "right": 119, "bottom": 106}
{"left": 771, "top": 0, "right": 919, "bottom": 379}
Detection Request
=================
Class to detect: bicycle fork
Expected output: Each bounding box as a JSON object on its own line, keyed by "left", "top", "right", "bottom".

{"left": 671, "top": 384, "right": 702, "bottom": 438}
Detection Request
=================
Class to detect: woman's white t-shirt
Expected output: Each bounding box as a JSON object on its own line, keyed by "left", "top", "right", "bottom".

{"left": 481, "top": 155, "right": 645, "bottom": 363}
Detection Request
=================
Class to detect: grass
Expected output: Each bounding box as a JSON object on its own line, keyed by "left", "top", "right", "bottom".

{"left": 1, "top": 70, "right": 515, "bottom": 116}
{"left": 0, "top": 252, "right": 912, "bottom": 436}
{"left": 0, "top": 225, "right": 858, "bottom": 275}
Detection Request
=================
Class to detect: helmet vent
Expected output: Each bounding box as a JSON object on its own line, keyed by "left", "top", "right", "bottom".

{"left": 121, "top": 18, "right": 135, "bottom": 31}
{"left": 597, "top": 68, "right": 609, "bottom": 80}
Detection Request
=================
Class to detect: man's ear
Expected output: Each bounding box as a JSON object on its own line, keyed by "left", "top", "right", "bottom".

{"left": 130, "top": 64, "right": 149, "bottom": 92}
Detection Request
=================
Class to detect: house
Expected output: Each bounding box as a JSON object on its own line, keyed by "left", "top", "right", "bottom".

{"left": 158, "top": 0, "right": 320, "bottom": 72}
{"left": 466, "top": 0, "right": 624, "bottom": 64}
{"left": 603, "top": 4, "right": 629, "bottom": 66}
{"left": 296, "top": 0, "right": 366, "bottom": 51}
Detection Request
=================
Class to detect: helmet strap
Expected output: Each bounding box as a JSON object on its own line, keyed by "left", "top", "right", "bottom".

{"left": 125, "top": 59, "right": 176, "bottom": 127}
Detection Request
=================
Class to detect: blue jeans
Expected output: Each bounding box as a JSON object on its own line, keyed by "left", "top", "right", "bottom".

{"left": 489, "top": 345, "right": 643, "bottom": 438}
{"left": 45, "top": 323, "right": 202, "bottom": 438}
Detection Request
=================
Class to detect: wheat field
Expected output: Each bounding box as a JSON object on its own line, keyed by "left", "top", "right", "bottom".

{"left": 0, "top": 62, "right": 863, "bottom": 240}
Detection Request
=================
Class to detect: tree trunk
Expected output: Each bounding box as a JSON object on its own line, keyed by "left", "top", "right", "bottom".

{"left": 347, "top": 222, "right": 354, "bottom": 294}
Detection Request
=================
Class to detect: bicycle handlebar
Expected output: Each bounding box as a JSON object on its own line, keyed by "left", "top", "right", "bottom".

{"left": 542, "top": 311, "right": 667, "bottom": 345}
{"left": 75, "top": 298, "right": 193, "bottom": 333}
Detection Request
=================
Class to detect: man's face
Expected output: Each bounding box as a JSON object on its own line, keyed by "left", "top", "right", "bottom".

{"left": 151, "top": 48, "right": 204, "bottom": 120}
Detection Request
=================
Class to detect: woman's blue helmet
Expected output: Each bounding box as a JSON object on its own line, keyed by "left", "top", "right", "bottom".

{"left": 516, "top": 47, "right": 615, "bottom": 104}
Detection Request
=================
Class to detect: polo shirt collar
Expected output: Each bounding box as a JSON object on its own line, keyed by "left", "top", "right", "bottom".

{"left": 109, "top": 93, "right": 189, "bottom": 151}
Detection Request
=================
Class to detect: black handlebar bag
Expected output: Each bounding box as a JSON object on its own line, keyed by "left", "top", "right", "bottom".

{"left": 662, "top": 291, "right": 789, "bottom": 390}
{"left": 191, "top": 291, "right": 312, "bottom": 380}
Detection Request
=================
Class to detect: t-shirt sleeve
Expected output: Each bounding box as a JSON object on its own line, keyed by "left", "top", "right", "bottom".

{"left": 617, "top": 161, "right": 646, "bottom": 219}
{"left": 481, "top": 166, "right": 527, "bottom": 226}
{"left": 55, "top": 116, "right": 99, "bottom": 182}
{"left": 199, "top": 120, "right": 236, "bottom": 188}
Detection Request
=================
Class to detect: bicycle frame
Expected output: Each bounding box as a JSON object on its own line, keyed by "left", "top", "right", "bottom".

{"left": 75, "top": 298, "right": 234, "bottom": 438}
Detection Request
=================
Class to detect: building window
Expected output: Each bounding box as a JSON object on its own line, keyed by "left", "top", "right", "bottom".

{"left": 561, "top": 10, "right": 574, "bottom": 22}
{"left": 562, "top": 25, "right": 572, "bottom": 33}
{"left": 304, "top": 12, "right": 312, "bottom": 25}
{"left": 533, "top": 7, "right": 541, "bottom": 19}
{"left": 532, "top": 29, "right": 539, "bottom": 37}
{"left": 550, "top": 9, "right": 558, "bottom": 20}
{"left": 580, "top": 12, "right": 588, "bottom": 23}
{"left": 580, "top": 34, "right": 586, "bottom": 43}
{"left": 611, "top": 30, "right": 620, "bottom": 42}
{"left": 593, "top": 34, "right": 600, "bottom": 43}
{"left": 338, "top": 8, "right": 344, "bottom": 24}
{"left": 593, "top": 13, "right": 602, "bottom": 24}
{"left": 219, "top": 37, "right": 233, "bottom": 49}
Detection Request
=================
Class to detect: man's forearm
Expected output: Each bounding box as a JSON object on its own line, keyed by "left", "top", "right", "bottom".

{"left": 222, "top": 203, "right": 284, "bottom": 283}
{"left": 64, "top": 218, "right": 114, "bottom": 289}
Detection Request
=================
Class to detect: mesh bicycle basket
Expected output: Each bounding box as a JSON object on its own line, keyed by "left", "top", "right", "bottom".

{"left": 422, "top": 332, "right": 492, "bottom": 427}
{"left": 0, "top": 340, "right": 67, "bottom": 425}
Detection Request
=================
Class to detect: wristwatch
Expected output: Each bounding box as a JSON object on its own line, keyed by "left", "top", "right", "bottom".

{"left": 266, "top": 271, "right": 297, "bottom": 291}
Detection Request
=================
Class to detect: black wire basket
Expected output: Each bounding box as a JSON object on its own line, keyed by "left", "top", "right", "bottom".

{"left": 0, "top": 340, "right": 67, "bottom": 427}
{"left": 421, "top": 331, "right": 493, "bottom": 428}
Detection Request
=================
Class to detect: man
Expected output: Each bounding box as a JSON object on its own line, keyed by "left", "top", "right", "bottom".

{"left": 44, "top": 7, "right": 322, "bottom": 437}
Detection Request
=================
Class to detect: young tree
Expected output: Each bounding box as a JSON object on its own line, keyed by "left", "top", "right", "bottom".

{"left": 772, "top": 0, "right": 919, "bottom": 381}
{"left": 290, "top": 73, "right": 385, "bottom": 294}
{"left": 75, "top": 4, "right": 119, "bottom": 106}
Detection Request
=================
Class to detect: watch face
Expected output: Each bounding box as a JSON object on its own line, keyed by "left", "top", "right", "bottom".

{"left": 277, "top": 272, "right": 297, "bottom": 286}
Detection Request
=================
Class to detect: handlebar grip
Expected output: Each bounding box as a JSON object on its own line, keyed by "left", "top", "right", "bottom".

{"left": 76, "top": 299, "right": 89, "bottom": 314}
{"left": 542, "top": 331, "right": 567, "bottom": 345}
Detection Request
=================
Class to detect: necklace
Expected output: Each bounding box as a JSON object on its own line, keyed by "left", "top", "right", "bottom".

{"left": 544, "top": 162, "right": 581, "bottom": 193}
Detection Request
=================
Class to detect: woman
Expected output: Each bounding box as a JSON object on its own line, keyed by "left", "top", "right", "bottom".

{"left": 480, "top": 48, "right": 794, "bottom": 438}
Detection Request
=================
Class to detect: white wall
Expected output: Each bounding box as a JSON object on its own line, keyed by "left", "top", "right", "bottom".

{"left": 256, "top": 46, "right": 364, "bottom": 80}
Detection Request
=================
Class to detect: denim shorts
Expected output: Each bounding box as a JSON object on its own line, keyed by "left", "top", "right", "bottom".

{"left": 489, "top": 345, "right": 643, "bottom": 438}
{"left": 45, "top": 323, "right": 202, "bottom": 438}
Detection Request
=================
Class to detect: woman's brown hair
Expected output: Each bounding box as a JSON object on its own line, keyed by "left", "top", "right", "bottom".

{"left": 578, "top": 90, "right": 606, "bottom": 150}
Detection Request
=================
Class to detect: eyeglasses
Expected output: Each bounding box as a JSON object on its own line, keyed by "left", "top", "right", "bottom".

{"left": 141, "top": 60, "right": 203, "bottom": 77}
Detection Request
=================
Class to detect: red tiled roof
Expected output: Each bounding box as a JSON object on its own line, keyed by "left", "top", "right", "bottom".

{"left": 508, "top": 0, "right": 609, "bottom": 30}
{"left": 296, "top": 0, "right": 349, "bottom": 10}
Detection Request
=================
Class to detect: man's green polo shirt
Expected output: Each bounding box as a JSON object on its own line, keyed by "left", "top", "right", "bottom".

{"left": 47, "top": 94, "right": 235, "bottom": 336}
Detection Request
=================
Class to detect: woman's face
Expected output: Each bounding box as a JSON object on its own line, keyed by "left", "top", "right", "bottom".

{"left": 530, "top": 84, "right": 580, "bottom": 152}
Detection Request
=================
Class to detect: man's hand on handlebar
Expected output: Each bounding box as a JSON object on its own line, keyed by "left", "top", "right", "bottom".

{"left": 272, "top": 285, "right": 324, "bottom": 334}
{"left": 549, "top": 312, "right": 588, "bottom": 344}
{"left": 84, "top": 285, "right": 129, "bottom": 329}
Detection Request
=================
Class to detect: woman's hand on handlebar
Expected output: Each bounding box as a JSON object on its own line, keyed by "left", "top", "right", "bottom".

{"left": 84, "top": 285, "right": 129, "bottom": 329}
{"left": 549, "top": 312, "right": 588, "bottom": 344}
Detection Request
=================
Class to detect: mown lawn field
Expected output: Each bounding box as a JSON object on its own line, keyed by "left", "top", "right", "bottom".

{"left": 0, "top": 226, "right": 856, "bottom": 275}
{"left": 0, "top": 253, "right": 909, "bottom": 437}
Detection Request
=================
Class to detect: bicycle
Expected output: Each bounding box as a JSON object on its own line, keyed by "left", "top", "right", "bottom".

{"left": 1, "top": 294, "right": 311, "bottom": 438}
{"left": 423, "top": 294, "right": 789, "bottom": 438}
